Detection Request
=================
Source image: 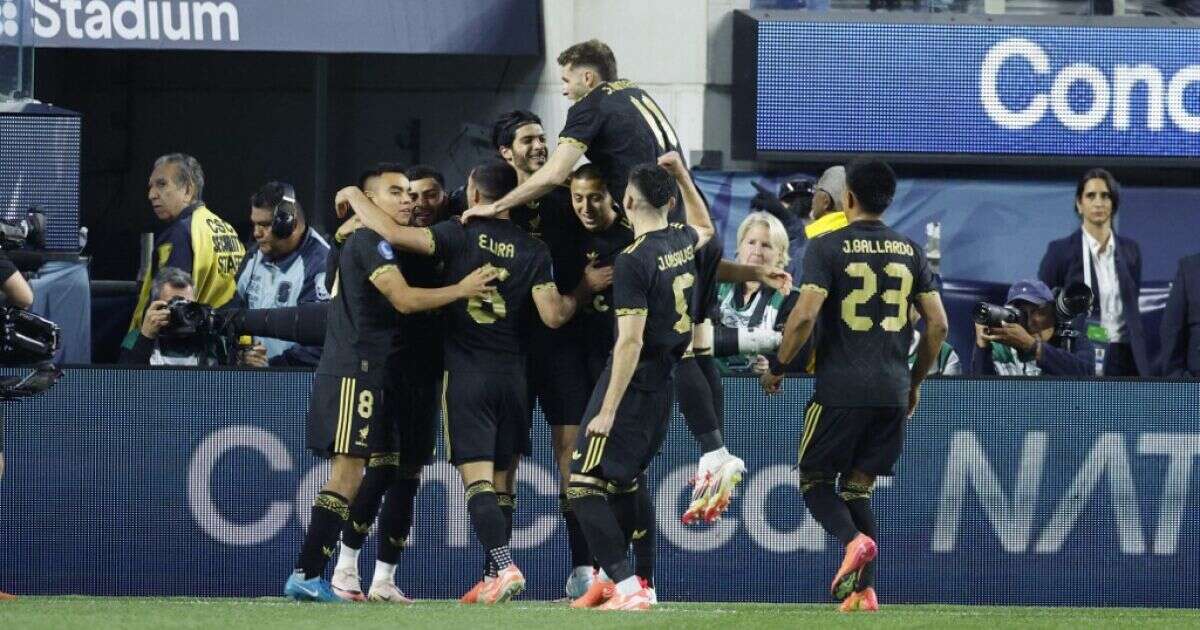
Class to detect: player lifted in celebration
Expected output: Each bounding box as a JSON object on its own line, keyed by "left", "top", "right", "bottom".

{"left": 339, "top": 161, "right": 594, "bottom": 605}
{"left": 567, "top": 156, "right": 716, "bottom": 612}
{"left": 761, "top": 159, "right": 948, "bottom": 612}
{"left": 284, "top": 177, "right": 500, "bottom": 603}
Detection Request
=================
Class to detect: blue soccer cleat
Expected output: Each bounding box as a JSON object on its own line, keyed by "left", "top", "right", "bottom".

{"left": 284, "top": 571, "right": 343, "bottom": 603}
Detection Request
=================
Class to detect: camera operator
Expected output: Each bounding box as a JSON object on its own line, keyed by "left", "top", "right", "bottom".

{"left": 119, "top": 267, "right": 244, "bottom": 366}
{"left": 0, "top": 251, "right": 37, "bottom": 601}
{"left": 971, "top": 280, "right": 1093, "bottom": 376}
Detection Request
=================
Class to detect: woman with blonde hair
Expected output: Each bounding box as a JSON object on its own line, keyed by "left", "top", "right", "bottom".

{"left": 713, "top": 211, "right": 800, "bottom": 374}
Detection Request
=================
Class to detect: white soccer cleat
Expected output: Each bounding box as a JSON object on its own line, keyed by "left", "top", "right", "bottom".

{"left": 367, "top": 580, "right": 414, "bottom": 604}
{"left": 331, "top": 565, "right": 365, "bottom": 602}
{"left": 682, "top": 449, "right": 746, "bottom": 525}
{"left": 565, "top": 565, "right": 595, "bottom": 599}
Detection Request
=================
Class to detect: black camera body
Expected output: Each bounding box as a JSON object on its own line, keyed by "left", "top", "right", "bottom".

{"left": 973, "top": 302, "right": 1026, "bottom": 328}
{"left": 0, "top": 306, "right": 63, "bottom": 401}
{"left": 0, "top": 210, "right": 47, "bottom": 251}
{"left": 161, "top": 297, "right": 216, "bottom": 338}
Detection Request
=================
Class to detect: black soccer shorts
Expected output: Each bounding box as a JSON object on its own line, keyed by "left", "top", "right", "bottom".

{"left": 527, "top": 331, "right": 594, "bottom": 429}
{"left": 307, "top": 372, "right": 390, "bottom": 459}
{"left": 796, "top": 399, "right": 907, "bottom": 476}
{"left": 384, "top": 372, "right": 440, "bottom": 471}
{"left": 569, "top": 366, "right": 673, "bottom": 486}
{"left": 441, "top": 369, "right": 529, "bottom": 470}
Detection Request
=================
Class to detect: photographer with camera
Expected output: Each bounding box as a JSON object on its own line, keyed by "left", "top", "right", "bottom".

{"left": 119, "top": 267, "right": 248, "bottom": 366}
{"left": 970, "top": 279, "right": 1093, "bottom": 376}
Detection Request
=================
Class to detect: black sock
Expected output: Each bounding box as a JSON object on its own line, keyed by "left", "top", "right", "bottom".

{"left": 569, "top": 483, "right": 634, "bottom": 584}
{"left": 696, "top": 355, "right": 725, "bottom": 435}
{"left": 466, "top": 481, "right": 512, "bottom": 574}
{"left": 675, "top": 357, "right": 723, "bottom": 450}
{"left": 497, "top": 492, "right": 516, "bottom": 543}
{"left": 296, "top": 490, "right": 349, "bottom": 580}
{"left": 378, "top": 476, "right": 420, "bottom": 564}
{"left": 342, "top": 455, "right": 398, "bottom": 550}
{"left": 562, "top": 494, "right": 592, "bottom": 568}
{"left": 841, "top": 481, "right": 878, "bottom": 589}
{"left": 801, "top": 475, "right": 859, "bottom": 545}
{"left": 610, "top": 484, "right": 640, "bottom": 546}
{"left": 632, "top": 478, "right": 655, "bottom": 587}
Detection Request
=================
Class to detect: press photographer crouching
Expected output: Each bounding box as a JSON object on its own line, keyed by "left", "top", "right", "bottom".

{"left": 119, "top": 267, "right": 248, "bottom": 366}
{"left": 971, "top": 279, "right": 1094, "bottom": 376}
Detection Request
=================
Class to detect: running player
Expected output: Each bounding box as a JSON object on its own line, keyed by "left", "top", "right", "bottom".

{"left": 337, "top": 161, "right": 596, "bottom": 605}
{"left": 760, "top": 159, "right": 948, "bottom": 612}
{"left": 283, "top": 176, "right": 499, "bottom": 603}
{"left": 567, "top": 155, "right": 716, "bottom": 612}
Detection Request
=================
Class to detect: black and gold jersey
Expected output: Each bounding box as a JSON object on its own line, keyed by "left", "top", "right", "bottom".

{"left": 317, "top": 228, "right": 400, "bottom": 377}
{"left": 578, "top": 212, "right": 637, "bottom": 356}
{"left": 511, "top": 185, "right": 583, "bottom": 293}
{"left": 559, "top": 80, "right": 683, "bottom": 203}
{"left": 429, "top": 218, "right": 554, "bottom": 372}
{"left": 799, "top": 220, "right": 936, "bottom": 407}
{"left": 612, "top": 223, "right": 699, "bottom": 389}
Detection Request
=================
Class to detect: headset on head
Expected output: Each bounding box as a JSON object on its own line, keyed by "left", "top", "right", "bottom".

{"left": 271, "top": 182, "right": 299, "bottom": 239}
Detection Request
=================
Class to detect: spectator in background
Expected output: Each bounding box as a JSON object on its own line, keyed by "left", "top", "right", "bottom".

{"left": 405, "top": 165, "right": 451, "bottom": 226}
{"left": 120, "top": 267, "right": 239, "bottom": 366}
{"left": 233, "top": 181, "right": 331, "bottom": 367}
{"left": 807, "top": 165, "right": 849, "bottom": 237}
{"left": 971, "top": 280, "right": 1092, "bottom": 376}
{"left": 1038, "top": 168, "right": 1148, "bottom": 376}
{"left": 714, "top": 212, "right": 797, "bottom": 374}
{"left": 1159, "top": 252, "right": 1200, "bottom": 377}
{"left": 125, "top": 153, "right": 245, "bottom": 352}
{"left": 909, "top": 304, "right": 961, "bottom": 375}
{"left": 751, "top": 175, "right": 813, "bottom": 279}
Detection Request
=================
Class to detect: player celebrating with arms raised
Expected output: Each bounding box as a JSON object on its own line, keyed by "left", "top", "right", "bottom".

{"left": 567, "top": 153, "right": 715, "bottom": 612}
{"left": 761, "top": 159, "right": 948, "bottom": 612}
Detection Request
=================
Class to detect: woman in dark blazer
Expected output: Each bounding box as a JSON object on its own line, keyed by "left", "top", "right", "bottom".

{"left": 1037, "top": 168, "right": 1148, "bottom": 376}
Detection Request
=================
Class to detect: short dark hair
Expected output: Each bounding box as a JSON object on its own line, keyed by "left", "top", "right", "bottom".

{"left": 357, "top": 162, "right": 407, "bottom": 191}
{"left": 570, "top": 163, "right": 607, "bottom": 186}
{"left": 250, "top": 181, "right": 304, "bottom": 222}
{"left": 470, "top": 161, "right": 518, "bottom": 203}
{"left": 845, "top": 158, "right": 897, "bottom": 216}
{"left": 405, "top": 164, "right": 445, "bottom": 188}
{"left": 627, "top": 163, "right": 675, "bottom": 210}
{"left": 557, "top": 39, "right": 618, "bottom": 82}
{"left": 492, "top": 110, "right": 543, "bottom": 151}
{"left": 1075, "top": 168, "right": 1121, "bottom": 215}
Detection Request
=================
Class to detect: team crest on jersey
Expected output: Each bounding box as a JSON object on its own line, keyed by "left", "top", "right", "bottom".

{"left": 377, "top": 241, "right": 395, "bottom": 260}
{"left": 276, "top": 282, "right": 292, "bottom": 304}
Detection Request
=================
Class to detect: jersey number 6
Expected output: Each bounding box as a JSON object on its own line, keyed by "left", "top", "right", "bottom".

{"left": 840, "top": 262, "right": 913, "bottom": 332}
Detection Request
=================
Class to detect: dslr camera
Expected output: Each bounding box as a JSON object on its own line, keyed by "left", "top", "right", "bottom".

{"left": 973, "top": 282, "right": 1094, "bottom": 350}
{"left": 160, "top": 297, "right": 217, "bottom": 338}
{"left": 0, "top": 209, "right": 47, "bottom": 251}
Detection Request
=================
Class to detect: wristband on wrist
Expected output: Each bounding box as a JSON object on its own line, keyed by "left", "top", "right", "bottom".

{"left": 768, "top": 355, "right": 786, "bottom": 376}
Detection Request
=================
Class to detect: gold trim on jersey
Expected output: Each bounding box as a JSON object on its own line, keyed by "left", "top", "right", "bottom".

{"left": 622, "top": 234, "right": 648, "bottom": 254}
{"left": 337, "top": 377, "right": 356, "bottom": 453}
{"left": 558, "top": 136, "right": 589, "bottom": 153}
{"left": 799, "top": 283, "right": 829, "bottom": 297}
{"left": 368, "top": 264, "right": 398, "bottom": 282}
{"left": 798, "top": 402, "right": 823, "bottom": 465}
{"left": 421, "top": 228, "right": 436, "bottom": 255}
{"left": 615, "top": 308, "right": 647, "bottom": 317}
{"left": 440, "top": 371, "right": 452, "bottom": 462}
{"left": 532, "top": 282, "right": 557, "bottom": 293}
{"left": 582, "top": 434, "right": 607, "bottom": 473}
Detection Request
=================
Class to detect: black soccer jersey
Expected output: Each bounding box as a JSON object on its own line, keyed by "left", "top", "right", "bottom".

{"left": 692, "top": 237, "right": 724, "bottom": 324}
{"left": 799, "top": 220, "right": 937, "bottom": 407}
{"left": 559, "top": 80, "right": 684, "bottom": 203}
{"left": 577, "top": 212, "right": 637, "bottom": 356}
{"left": 511, "top": 185, "right": 582, "bottom": 293}
{"left": 429, "top": 218, "right": 555, "bottom": 372}
{"left": 613, "top": 223, "right": 699, "bottom": 389}
{"left": 391, "top": 250, "right": 444, "bottom": 379}
{"left": 316, "top": 229, "right": 401, "bottom": 377}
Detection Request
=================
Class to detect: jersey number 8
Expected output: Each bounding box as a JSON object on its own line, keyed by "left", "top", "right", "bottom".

{"left": 841, "top": 262, "right": 913, "bottom": 332}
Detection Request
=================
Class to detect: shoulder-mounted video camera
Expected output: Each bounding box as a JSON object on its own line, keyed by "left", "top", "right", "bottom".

{"left": 0, "top": 306, "right": 63, "bottom": 401}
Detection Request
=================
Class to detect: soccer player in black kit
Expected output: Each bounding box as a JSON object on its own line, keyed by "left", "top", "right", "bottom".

{"left": 283, "top": 177, "right": 499, "bottom": 603}
{"left": 567, "top": 155, "right": 716, "bottom": 612}
{"left": 761, "top": 159, "right": 948, "bottom": 613}
{"left": 339, "top": 161, "right": 595, "bottom": 605}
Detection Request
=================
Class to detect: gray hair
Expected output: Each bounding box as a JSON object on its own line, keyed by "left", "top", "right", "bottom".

{"left": 816, "top": 166, "right": 847, "bottom": 212}
{"left": 151, "top": 266, "right": 193, "bottom": 301}
{"left": 154, "top": 153, "right": 206, "bottom": 202}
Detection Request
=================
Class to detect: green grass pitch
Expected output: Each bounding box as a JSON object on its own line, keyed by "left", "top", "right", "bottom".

{"left": 2, "top": 597, "right": 1198, "bottom": 629}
